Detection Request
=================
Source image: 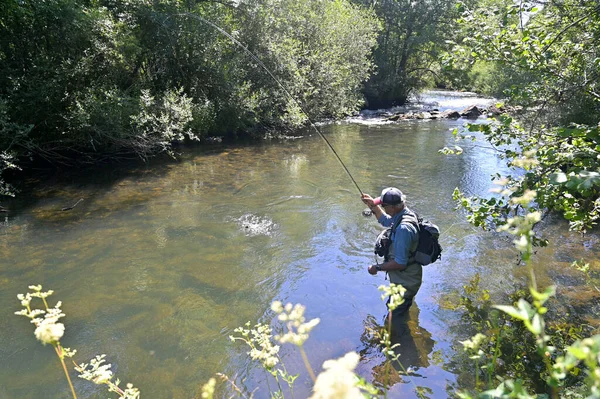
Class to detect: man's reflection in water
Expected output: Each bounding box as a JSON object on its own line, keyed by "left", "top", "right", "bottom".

{"left": 359, "top": 302, "right": 435, "bottom": 389}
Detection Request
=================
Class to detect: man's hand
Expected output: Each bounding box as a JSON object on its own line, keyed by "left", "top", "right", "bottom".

{"left": 368, "top": 265, "right": 378, "bottom": 275}
{"left": 361, "top": 193, "right": 375, "bottom": 208}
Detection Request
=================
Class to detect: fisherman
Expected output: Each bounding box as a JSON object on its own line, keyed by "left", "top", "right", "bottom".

{"left": 361, "top": 187, "right": 422, "bottom": 317}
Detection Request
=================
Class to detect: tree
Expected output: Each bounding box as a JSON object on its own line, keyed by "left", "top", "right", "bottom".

{"left": 354, "top": 0, "right": 461, "bottom": 108}
{"left": 445, "top": 0, "right": 600, "bottom": 232}
{"left": 0, "top": 0, "right": 379, "bottom": 194}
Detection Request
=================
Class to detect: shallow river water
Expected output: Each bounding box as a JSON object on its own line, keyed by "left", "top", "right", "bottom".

{"left": 1, "top": 91, "right": 598, "bottom": 398}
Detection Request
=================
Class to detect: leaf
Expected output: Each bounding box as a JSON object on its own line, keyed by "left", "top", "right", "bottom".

{"left": 577, "top": 171, "right": 600, "bottom": 190}
{"left": 530, "top": 286, "right": 556, "bottom": 302}
{"left": 530, "top": 314, "right": 544, "bottom": 335}
{"left": 549, "top": 172, "right": 567, "bottom": 185}
{"left": 494, "top": 305, "right": 528, "bottom": 321}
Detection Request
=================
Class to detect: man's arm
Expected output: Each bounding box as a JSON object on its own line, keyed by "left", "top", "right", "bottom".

{"left": 368, "top": 227, "right": 414, "bottom": 275}
{"left": 368, "top": 260, "right": 407, "bottom": 275}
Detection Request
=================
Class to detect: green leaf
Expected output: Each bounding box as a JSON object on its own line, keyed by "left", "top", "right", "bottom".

{"left": 549, "top": 172, "right": 568, "bottom": 185}
{"left": 530, "top": 314, "right": 544, "bottom": 335}
{"left": 494, "top": 305, "right": 528, "bottom": 321}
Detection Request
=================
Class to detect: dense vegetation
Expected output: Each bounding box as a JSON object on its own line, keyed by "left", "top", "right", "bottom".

{"left": 355, "top": 0, "right": 463, "bottom": 108}
{"left": 444, "top": 0, "right": 600, "bottom": 232}
{"left": 0, "top": 0, "right": 380, "bottom": 195}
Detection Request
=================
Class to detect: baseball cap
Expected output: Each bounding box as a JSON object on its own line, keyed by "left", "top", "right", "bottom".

{"left": 373, "top": 187, "right": 406, "bottom": 206}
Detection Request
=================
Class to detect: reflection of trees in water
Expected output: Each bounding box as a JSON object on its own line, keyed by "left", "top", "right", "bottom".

{"left": 358, "top": 303, "right": 435, "bottom": 392}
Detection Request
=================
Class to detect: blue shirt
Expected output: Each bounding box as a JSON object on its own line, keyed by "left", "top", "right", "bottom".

{"left": 377, "top": 208, "right": 422, "bottom": 299}
{"left": 377, "top": 208, "right": 418, "bottom": 265}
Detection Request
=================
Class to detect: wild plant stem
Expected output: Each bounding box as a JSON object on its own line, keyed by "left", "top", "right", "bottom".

{"left": 264, "top": 370, "right": 274, "bottom": 394}
{"left": 489, "top": 329, "right": 503, "bottom": 387}
{"left": 384, "top": 311, "right": 393, "bottom": 399}
{"left": 299, "top": 347, "right": 316, "bottom": 383}
{"left": 54, "top": 344, "right": 77, "bottom": 399}
{"left": 475, "top": 358, "right": 480, "bottom": 389}
{"left": 526, "top": 241, "right": 557, "bottom": 399}
{"left": 216, "top": 373, "right": 250, "bottom": 399}
{"left": 281, "top": 363, "right": 296, "bottom": 399}
{"left": 273, "top": 373, "right": 284, "bottom": 397}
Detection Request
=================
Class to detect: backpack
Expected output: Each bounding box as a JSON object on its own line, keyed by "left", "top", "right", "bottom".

{"left": 374, "top": 210, "right": 442, "bottom": 266}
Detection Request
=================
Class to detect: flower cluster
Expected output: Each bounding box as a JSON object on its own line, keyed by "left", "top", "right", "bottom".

{"left": 76, "top": 354, "right": 140, "bottom": 399}
{"left": 200, "top": 377, "right": 216, "bottom": 399}
{"left": 230, "top": 322, "right": 280, "bottom": 369}
{"left": 15, "top": 284, "right": 140, "bottom": 399}
{"left": 460, "top": 333, "right": 487, "bottom": 360}
{"left": 309, "top": 352, "right": 363, "bottom": 399}
{"left": 378, "top": 283, "right": 406, "bottom": 312}
{"left": 492, "top": 179, "right": 542, "bottom": 253}
{"left": 14, "top": 285, "right": 71, "bottom": 348}
{"left": 76, "top": 354, "right": 114, "bottom": 384}
{"left": 271, "top": 301, "right": 320, "bottom": 346}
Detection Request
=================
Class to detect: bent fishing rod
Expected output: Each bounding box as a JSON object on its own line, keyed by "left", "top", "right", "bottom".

{"left": 163, "top": 13, "right": 364, "bottom": 196}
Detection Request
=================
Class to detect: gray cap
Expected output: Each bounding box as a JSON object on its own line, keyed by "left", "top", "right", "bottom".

{"left": 373, "top": 187, "right": 406, "bottom": 206}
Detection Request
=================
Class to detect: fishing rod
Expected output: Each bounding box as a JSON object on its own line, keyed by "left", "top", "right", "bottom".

{"left": 164, "top": 13, "right": 364, "bottom": 196}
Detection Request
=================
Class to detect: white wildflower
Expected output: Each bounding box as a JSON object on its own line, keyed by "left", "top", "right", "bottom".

{"left": 119, "top": 383, "right": 140, "bottom": 399}
{"left": 460, "top": 333, "right": 487, "bottom": 351}
{"left": 272, "top": 301, "right": 320, "bottom": 346}
{"left": 514, "top": 235, "right": 529, "bottom": 252}
{"left": 232, "top": 322, "right": 280, "bottom": 369}
{"left": 76, "top": 354, "right": 114, "bottom": 385}
{"left": 17, "top": 293, "right": 32, "bottom": 308}
{"left": 309, "top": 352, "right": 363, "bottom": 399}
{"left": 62, "top": 347, "right": 77, "bottom": 358}
{"left": 271, "top": 301, "right": 284, "bottom": 313}
{"left": 378, "top": 283, "right": 406, "bottom": 312}
{"left": 34, "top": 320, "right": 65, "bottom": 345}
{"left": 510, "top": 189, "right": 537, "bottom": 206}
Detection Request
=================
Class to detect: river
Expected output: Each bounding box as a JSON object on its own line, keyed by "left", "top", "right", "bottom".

{"left": 1, "top": 91, "right": 598, "bottom": 398}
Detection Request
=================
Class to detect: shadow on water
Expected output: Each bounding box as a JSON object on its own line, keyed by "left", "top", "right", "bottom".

{"left": 0, "top": 145, "right": 231, "bottom": 224}
{"left": 357, "top": 303, "right": 436, "bottom": 394}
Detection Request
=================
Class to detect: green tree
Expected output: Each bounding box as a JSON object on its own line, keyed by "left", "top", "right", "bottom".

{"left": 444, "top": 0, "right": 600, "bottom": 232}
{"left": 354, "top": 0, "right": 461, "bottom": 108}
{"left": 0, "top": 0, "right": 379, "bottom": 195}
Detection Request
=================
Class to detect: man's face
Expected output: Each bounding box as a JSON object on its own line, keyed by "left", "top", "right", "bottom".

{"left": 382, "top": 203, "right": 401, "bottom": 216}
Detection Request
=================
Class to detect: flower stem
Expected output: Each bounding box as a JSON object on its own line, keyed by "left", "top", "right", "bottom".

{"left": 54, "top": 344, "right": 77, "bottom": 399}
{"left": 299, "top": 347, "right": 316, "bottom": 383}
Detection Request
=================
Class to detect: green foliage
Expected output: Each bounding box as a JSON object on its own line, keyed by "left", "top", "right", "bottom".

{"left": 256, "top": 0, "right": 380, "bottom": 122}
{"left": 0, "top": 99, "right": 28, "bottom": 196}
{"left": 228, "top": 301, "right": 380, "bottom": 398}
{"left": 449, "top": 188, "right": 600, "bottom": 398}
{"left": 452, "top": 120, "right": 600, "bottom": 233}
{"left": 0, "top": 0, "right": 379, "bottom": 192}
{"left": 443, "top": 1, "right": 600, "bottom": 234}
{"left": 353, "top": 0, "right": 462, "bottom": 108}
{"left": 448, "top": 0, "right": 600, "bottom": 123}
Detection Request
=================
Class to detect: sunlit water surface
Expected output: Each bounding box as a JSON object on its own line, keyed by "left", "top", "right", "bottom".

{"left": 1, "top": 91, "right": 598, "bottom": 398}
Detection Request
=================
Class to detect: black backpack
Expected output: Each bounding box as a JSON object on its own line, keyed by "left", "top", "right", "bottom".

{"left": 374, "top": 210, "right": 442, "bottom": 265}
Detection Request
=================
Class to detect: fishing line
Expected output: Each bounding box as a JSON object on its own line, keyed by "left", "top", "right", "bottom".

{"left": 163, "top": 12, "right": 364, "bottom": 195}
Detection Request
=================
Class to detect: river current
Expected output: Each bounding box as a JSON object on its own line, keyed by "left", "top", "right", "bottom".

{"left": 1, "top": 91, "right": 598, "bottom": 398}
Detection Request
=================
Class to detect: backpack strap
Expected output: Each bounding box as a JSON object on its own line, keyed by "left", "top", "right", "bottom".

{"left": 397, "top": 209, "right": 420, "bottom": 262}
{"left": 390, "top": 214, "right": 404, "bottom": 234}
{"left": 398, "top": 209, "right": 420, "bottom": 231}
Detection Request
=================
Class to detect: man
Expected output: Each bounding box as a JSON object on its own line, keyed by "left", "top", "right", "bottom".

{"left": 361, "top": 187, "right": 422, "bottom": 316}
